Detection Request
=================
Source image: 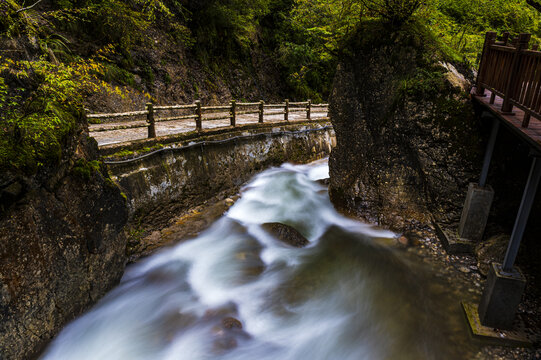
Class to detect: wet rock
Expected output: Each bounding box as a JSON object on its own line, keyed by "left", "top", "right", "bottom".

{"left": 262, "top": 222, "right": 309, "bottom": 247}
{"left": 222, "top": 317, "right": 242, "bottom": 330}
{"left": 398, "top": 235, "right": 409, "bottom": 247}
{"left": 317, "top": 178, "right": 330, "bottom": 186}
{"left": 328, "top": 21, "right": 481, "bottom": 230}
{"left": 397, "top": 231, "right": 422, "bottom": 247}
{"left": 204, "top": 303, "right": 239, "bottom": 320}
{"left": 0, "top": 119, "right": 128, "bottom": 359}
{"left": 209, "top": 315, "right": 249, "bottom": 354}
{"left": 475, "top": 234, "right": 509, "bottom": 276}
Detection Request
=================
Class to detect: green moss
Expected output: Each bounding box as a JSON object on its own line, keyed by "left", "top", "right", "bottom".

{"left": 164, "top": 72, "right": 172, "bottom": 85}
{"left": 102, "top": 63, "right": 136, "bottom": 87}
{"left": 72, "top": 159, "right": 101, "bottom": 180}
{"left": 141, "top": 64, "right": 155, "bottom": 87}
{"left": 106, "top": 143, "right": 165, "bottom": 160}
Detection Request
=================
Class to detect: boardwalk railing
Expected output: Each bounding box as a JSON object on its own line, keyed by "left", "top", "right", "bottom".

{"left": 87, "top": 99, "right": 329, "bottom": 139}
{"left": 476, "top": 31, "right": 541, "bottom": 127}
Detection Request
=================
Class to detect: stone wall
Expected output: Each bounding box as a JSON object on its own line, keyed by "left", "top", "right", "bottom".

{"left": 108, "top": 121, "right": 335, "bottom": 224}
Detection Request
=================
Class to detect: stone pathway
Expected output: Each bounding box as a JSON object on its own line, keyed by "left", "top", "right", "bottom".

{"left": 89, "top": 109, "right": 329, "bottom": 146}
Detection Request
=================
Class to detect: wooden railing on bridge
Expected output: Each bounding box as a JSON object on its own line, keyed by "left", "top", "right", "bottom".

{"left": 87, "top": 99, "right": 329, "bottom": 139}
{"left": 476, "top": 31, "right": 541, "bottom": 127}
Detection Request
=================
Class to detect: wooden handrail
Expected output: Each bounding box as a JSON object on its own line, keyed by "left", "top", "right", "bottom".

{"left": 87, "top": 99, "right": 329, "bottom": 138}
{"left": 476, "top": 31, "right": 541, "bottom": 128}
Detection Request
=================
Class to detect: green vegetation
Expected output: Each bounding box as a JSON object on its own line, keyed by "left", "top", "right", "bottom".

{"left": 1, "top": 0, "right": 540, "bottom": 173}
{"left": 72, "top": 159, "right": 102, "bottom": 179}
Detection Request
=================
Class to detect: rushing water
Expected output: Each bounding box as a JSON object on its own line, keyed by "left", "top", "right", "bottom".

{"left": 41, "top": 160, "right": 479, "bottom": 360}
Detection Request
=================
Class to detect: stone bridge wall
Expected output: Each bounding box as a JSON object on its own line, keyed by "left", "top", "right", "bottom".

{"left": 107, "top": 120, "right": 335, "bottom": 224}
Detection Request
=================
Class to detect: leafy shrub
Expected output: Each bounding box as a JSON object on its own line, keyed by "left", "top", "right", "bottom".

{"left": 0, "top": 57, "right": 126, "bottom": 173}
{"left": 360, "top": 0, "right": 423, "bottom": 26}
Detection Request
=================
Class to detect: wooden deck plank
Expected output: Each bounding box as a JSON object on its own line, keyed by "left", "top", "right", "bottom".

{"left": 472, "top": 89, "right": 541, "bottom": 152}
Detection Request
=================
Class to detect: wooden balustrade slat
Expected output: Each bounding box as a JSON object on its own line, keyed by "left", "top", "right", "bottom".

{"left": 154, "top": 104, "right": 197, "bottom": 110}
{"left": 90, "top": 123, "right": 149, "bottom": 132}
{"left": 87, "top": 110, "right": 148, "bottom": 118}
{"left": 201, "top": 105, "right": 231, "bottom": 111}
{"left": 155, "top": 115, "right": 199, "bottom": 122}
{"left": 202, "top": 115, "right": 233, "bottom": 121}
{"left": 264, "top": 104, "right": 287, "bottom": 108}
{"left": 236, "top": 102, "right": 261, "bottom": 106}
{"left": 236, "top": 110, "right": 260, "bottom": 116}
{"left": 490, "top": 45, "right": 516, "bottom": 53}
{"left": 520, "top": 55, "right": 536, "bottom": 104}
{"left": 526, "top": 57, "right": 541, "bottom": 110}
{"left": 289, "top": 102, "right": 308, "bottom": 105}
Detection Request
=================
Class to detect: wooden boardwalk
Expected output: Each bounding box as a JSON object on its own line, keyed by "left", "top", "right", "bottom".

{"left": 472, "top": 89, "right": 541, "bottom": 152}
{"left": 474, "top": 31, "right": 541, "bottom": 153}
{"left": 90, "top": 109, "right": 329, "bottom": 146}
{"left": 88, "top": 100, "right": 329, "bottom": 146}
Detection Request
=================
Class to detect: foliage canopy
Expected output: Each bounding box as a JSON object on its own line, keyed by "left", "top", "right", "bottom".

{"left": 1, "top": 0, "right": 541, "bottom": 172}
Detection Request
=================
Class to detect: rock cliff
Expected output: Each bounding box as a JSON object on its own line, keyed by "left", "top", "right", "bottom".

{"left": 329, "top": 21, "right": 483, "bottom": 230}
{"left": 0, "top": 116, "right": 128, "bottom": 359}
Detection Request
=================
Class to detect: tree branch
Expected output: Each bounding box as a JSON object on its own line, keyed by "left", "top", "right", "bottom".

{"left": 16, "top": 0, "right": 44, "bottom": 13}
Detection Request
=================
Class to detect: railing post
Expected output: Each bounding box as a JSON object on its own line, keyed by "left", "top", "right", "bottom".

{"left": 259, "top": 100, "right": 264, "bottom": 123}
{"left": 502, "top": 32, "right": 510, "bottom": 46}
{"left": 307, "top": 99, "right": 311, "bottom": 120}
{"left": 284, "top": 99, "right": 289, "bottom": 122}
{"left": 146, "top": 102, "right": 156, "bottom": 138}
{"left": 195, "top": 100, "right": 202, "bottom": 131}
{"left": 501, "top": 33, "right": 531, "bottom": 114}
{"left": 230, "top": 100, "right": 236, "bottom": 127}
{"left": 476, "top": 32, "right": 497, "bottom": 96}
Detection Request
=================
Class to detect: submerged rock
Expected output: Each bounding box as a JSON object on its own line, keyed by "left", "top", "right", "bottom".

{"left": 262, "top": 222, "right": 309, "bottom": 247}
{"left": 328, "top": 21, "right": 482, "bottom": 230}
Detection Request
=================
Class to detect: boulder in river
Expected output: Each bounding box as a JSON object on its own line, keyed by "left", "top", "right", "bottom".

{"left": 262, "top": 222, "right": 309, "bottom": 247}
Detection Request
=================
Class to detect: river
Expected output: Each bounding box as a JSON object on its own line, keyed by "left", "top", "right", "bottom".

{"left": 40, "top": 159, "right": 479, "bottom": 360}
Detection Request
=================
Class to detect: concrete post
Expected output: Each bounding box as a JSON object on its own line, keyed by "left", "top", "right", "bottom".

{"left": 458, "top": 183, "right": 494, "bottom": 241}
{"left": 477, "top": 156, "right": 541, "bottom": 329}
{"left": 457, "top": 118, "right": 499, "bottom": 241}
{"left": 478, "top": 263, "right": 526, "bottom": 329}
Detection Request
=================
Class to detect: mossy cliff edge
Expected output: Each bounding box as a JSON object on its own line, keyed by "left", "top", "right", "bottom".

{"left": 329, "top": 20, "right": 483, "bottom": 229}
{"left": 0, "top": 113, "right": 128, "bottom": 359}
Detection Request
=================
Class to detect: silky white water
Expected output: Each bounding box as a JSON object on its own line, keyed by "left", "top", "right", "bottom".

{"left": 41, "top": 160, "right": 478, "bottom": 360}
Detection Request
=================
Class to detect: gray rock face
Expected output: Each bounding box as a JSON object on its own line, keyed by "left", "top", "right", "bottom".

{"left": 328, "top": 23, "right": 482, "bottom": 230}
{"left": 0, "top": 123, "right": 128, "bottom": 359}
